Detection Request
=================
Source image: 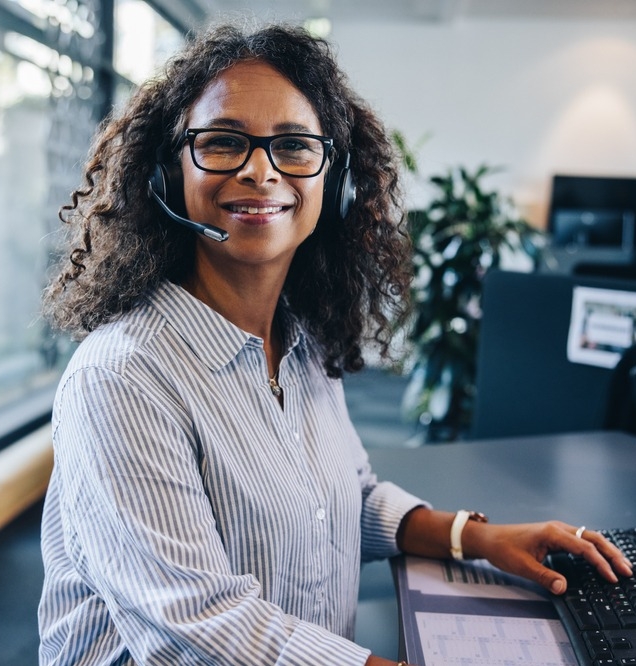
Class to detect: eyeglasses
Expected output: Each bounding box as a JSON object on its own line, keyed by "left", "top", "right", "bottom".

{"left": 182, "top": 128, "right": 334, "bottom": 178}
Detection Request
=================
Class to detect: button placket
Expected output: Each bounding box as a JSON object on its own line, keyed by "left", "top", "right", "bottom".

{"left": 311, "top": 498, "right": 329, "bottom": 620}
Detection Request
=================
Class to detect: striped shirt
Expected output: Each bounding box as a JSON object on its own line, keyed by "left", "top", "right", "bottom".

{"left": 38, "top": 280, "right": 425, "bottom": 665}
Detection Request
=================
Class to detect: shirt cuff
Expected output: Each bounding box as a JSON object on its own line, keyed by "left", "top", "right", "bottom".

{"left": 361, "top": 481, "right": 431, "bottom": 561}
{"left": 277, "top": 619, "right": 371, "bottom": 665}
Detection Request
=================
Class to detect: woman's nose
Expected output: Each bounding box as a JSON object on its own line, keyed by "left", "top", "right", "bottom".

{"left": 236, "top": 147, "right": 282, "bottom": 185}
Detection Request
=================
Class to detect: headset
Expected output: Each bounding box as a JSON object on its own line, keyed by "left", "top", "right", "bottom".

{"left": 319, "top": 150, "right": 357, "bottom": 223}
{"left": 147, "top": 148, "right": 357, "bottom": 242}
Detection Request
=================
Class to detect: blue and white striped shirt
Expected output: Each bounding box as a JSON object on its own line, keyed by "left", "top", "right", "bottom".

{"left": 38, "top": 281, "right": 424, "bottom": 665}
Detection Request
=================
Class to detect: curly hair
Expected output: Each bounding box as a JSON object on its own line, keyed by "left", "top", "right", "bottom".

{"left": 42, "top": 22, "right": 412, "bottom": 378}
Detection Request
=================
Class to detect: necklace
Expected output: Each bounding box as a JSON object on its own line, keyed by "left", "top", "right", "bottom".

{"left": 269, "top": 317, "right": 283, "bottom": 397}
{"left": 269, "top": 372, "right": 282, "bottom": 397}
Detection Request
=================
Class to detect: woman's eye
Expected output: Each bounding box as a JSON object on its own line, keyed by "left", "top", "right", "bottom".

{"left": 276, "top": 139, "right": 310, "bottom": 152}
{"left": 198, "top": 134, "right": 246, "bottom": 152}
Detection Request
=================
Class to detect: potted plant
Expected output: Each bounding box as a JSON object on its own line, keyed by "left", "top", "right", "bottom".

{"left": 394, "top": 134, "right": 544, "bottom": 442}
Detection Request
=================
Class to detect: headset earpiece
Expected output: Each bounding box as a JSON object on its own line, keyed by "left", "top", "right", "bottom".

{"left": 322, "top": 151, "right": 357, "bottom": 223}
{"left": 148, "top": 162, "right": 186, "bottom": 217}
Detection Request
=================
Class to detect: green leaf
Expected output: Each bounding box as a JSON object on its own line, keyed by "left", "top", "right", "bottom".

{"left": 390, "top": 129, "right": 432, "bottom": 175}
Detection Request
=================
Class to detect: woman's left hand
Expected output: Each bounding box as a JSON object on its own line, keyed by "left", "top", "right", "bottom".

{"left": 465, "top": 520, "right": 634, "bottom": 594}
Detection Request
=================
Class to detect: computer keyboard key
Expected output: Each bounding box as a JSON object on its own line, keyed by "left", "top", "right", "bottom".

{"left": 571, "top": 600, "right": 596, "bottom": 614}
{"left": 589, "top": 645, "right": 613, "bottom": 659}
{"left": 594, "top": 604, "right": 621, "bottom": 629}
{"left": 577, "top": 609, "right": 601, "bottom": 630}
{"left": 611, "top": 637, "right": 633, "bottom": 650}
{"left": 619, "top": 613, "right": 636, "bottom": 628}
{"left": 585, "top": 631, "right": 609, "bottom": 646}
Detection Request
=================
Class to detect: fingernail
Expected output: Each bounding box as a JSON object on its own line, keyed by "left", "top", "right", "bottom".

{"left": 551, "top": 579, "right": 566, "bottom": 594}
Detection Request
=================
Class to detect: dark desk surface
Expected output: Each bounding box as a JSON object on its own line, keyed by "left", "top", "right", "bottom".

{"left": 368, "top": 430, "right": 636, "bottom": 530}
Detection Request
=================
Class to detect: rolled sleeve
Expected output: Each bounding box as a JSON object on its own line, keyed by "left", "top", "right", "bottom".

{"left": 360, "top": 481, "right": 430, "bottom": 561}
{"left": 349, "top": 430, "right": 431, "bottom": 561}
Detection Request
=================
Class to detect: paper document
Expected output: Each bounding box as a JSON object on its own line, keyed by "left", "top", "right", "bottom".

{"left": 416, "top": 612, "right": 575, "bottom": 666}
{"left": 406, "top": 557, "right": 547, "bottom": 601}
{"left": 396, "top": 556, "right": 576, "bottom": 666}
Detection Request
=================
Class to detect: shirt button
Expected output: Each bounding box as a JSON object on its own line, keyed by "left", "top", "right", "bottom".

{"left": 315, "top": 508, "right": 326, "bottom": 520}
{"left": 294, "top": 432, "right": 300, "bottom": 441}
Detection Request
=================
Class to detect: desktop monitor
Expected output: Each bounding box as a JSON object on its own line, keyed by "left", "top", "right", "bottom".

{"left": 551, "top": 208, "right": 634, "bottom": 251}
{"left": 545, "top": 175, "right": 636, "bottom": 274}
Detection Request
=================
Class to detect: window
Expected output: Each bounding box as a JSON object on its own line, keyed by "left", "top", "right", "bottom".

{"left": 0, "top": 0, "right": 183, "bottom": 445}
{"left": 114, "top": 0, "right": 182, "bottom": 86}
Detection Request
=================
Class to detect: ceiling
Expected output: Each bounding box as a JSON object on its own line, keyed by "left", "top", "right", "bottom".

{"left": 182, "top": 0, "right": 636, "bottom": 27}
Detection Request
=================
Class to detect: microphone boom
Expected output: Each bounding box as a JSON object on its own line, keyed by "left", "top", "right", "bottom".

{"left": 148, "top": 183, "right": 229, "bottom": 243}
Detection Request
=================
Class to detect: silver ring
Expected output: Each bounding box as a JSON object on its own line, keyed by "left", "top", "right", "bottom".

{"left": 575, "top": 525, "right": 586, "bottom": 539}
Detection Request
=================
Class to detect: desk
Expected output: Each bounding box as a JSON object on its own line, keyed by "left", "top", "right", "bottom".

{"left": 367, "top": 430, "right": 636, "bottom": 664}
{"left": 368, "top": 430, "right": 636, "bottom": 527}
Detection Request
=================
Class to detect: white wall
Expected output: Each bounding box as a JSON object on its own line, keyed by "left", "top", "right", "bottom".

{"left": 331, "top": 18, "right": 636, "bottom": 228}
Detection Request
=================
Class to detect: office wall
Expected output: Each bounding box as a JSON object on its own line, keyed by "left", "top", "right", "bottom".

{"left": 332, "top": 18, "right": 636, "bottom": 229}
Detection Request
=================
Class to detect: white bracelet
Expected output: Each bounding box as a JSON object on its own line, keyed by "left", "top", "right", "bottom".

{"left": 450, "top": 510, "right": 488, "bottom": 560}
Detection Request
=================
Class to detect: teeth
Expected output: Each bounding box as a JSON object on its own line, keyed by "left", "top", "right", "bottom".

{"left": 230, "top": 205, "right": 283, "bottom": 214}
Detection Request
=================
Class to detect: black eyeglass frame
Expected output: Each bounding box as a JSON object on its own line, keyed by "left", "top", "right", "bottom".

{"left": 181, "top": 128, "right": 335, "bottom": 178}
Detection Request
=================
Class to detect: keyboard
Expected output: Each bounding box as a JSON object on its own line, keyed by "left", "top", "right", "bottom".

{"left": 547, "top": 528, "right": 636, "bottom": 666}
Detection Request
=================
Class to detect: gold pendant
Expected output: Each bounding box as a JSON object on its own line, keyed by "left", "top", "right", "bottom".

{"left": 269, "top": 377, "right": 282, "bottom": 397}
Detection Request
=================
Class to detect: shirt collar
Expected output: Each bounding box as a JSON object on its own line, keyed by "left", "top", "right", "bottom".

{"left": 148, "top": 281, "right": 309, "bottom": 372}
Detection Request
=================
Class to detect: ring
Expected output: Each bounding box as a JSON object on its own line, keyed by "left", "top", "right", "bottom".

{"left": 575, "top": 525, "right": 586, "bottom": 539}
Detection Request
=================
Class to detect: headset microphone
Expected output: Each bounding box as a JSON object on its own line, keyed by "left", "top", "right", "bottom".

{"left": 147, "top": 183, "right": 229, "bottom": 242}
{"left": 148, "top": 163, "right": 229, "bottom": 242}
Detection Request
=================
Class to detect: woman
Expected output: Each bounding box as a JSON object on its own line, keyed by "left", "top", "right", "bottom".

{"left": 39, "top": 23, "right": 631, "bottom": 666}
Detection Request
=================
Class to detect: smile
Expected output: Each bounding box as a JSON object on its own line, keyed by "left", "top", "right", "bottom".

{"left": 228, "top": 205, "right": 285, "bottom": 215}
